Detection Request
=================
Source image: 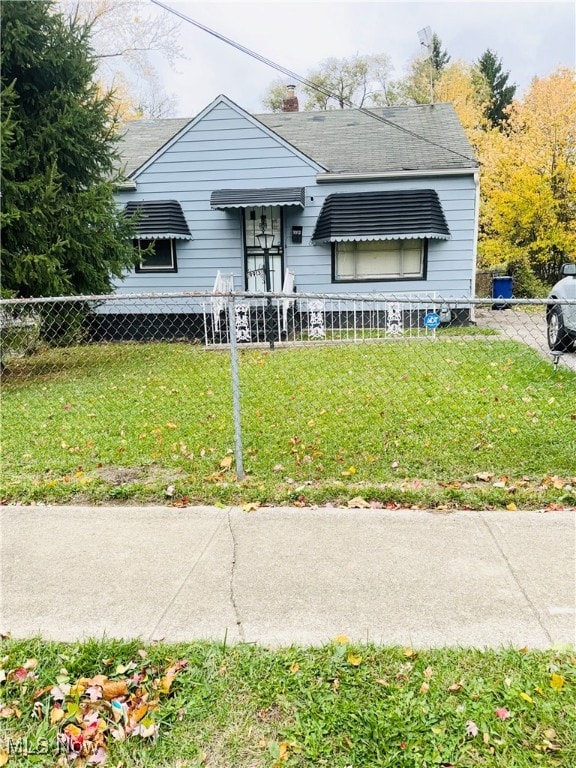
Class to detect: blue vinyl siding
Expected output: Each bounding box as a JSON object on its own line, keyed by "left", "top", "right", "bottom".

{"left": 114, "top": 98, "right": 477, "bottom": 300}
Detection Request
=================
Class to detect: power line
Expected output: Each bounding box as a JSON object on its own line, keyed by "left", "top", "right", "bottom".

{"left": 149, "top": 0, "right": 477, "bottom": 165}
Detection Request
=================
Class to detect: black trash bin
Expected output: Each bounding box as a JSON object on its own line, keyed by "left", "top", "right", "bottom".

{"left": 492, "top": 275, "right": 513, "bottom": 310}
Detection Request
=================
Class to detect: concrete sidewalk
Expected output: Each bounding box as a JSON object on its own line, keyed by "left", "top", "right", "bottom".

{"left": 1, "top": 505, "right": 574, "bottom": 648}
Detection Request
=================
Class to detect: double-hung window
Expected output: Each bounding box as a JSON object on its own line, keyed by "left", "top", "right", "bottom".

{"left": 334, "top": 239, "right": 425, "bottom": 281}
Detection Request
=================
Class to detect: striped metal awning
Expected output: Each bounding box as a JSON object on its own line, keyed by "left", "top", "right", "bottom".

{"left": 312, "top": 190, "right": 450, "bottom": 243}
{"left": 211, "top": 187, "right": 305, "bottom": 209}
{"left": 124, "top": 200, "right": 192, "bottom": 239}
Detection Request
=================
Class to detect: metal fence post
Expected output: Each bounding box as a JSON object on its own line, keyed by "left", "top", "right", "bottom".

{"left": 227, "top": 294, "right": 244, "bottom": 480}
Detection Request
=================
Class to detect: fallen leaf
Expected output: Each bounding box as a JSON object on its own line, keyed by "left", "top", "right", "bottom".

{"left": 466, "top": 720, "right": 478, "bottom": 737}
{"left": 50, "top": 705, "right": 66, "bottom": 725}
{"left": 220, "top": 455, "right": 233, "bottom": 469}
{"left": 289, "top": 663, "right": 300, "bottom": 674}
{"left": 132, "top": 703, "right": 148, "bottom": 723}
{"left": 87, "top": 746, "right": 106, "bottom": 764}
{"left": 277, "top": 741, "right": 291, "bottom": 761}
{"left": 159, "top": 675, "right": 173, "bottom": 694}
{"left": 550, "top": 673, "right": 565, "bottom": 691}
{"left": 242, "top": 501, "right": 260, "bottom": 512}
{"left": 506, "top": 503, "right": 518, "bottom": 511}
{"left": 9, "top": 667, "right": 30, "bottom": 684}
{"left": 134, "top": 718, "right": 158, "bottom": 739}
{"left": 333, "top": 635, "right": 349, "bottom": 644}
{"left": 448, "top": 682, "right": 463, "bottom": 692}
{"left": 403, "top": 647, "right": 416, "bottom": 659}
{"left": 519, "top": 692, "right": 534, "bottom": 704}
{"left": 476, "top": 472, "right": 494, "bottom": 482}
{"left": 347, "top": 653, "right": 362, "bottom": 666}
{"left": 347, "top": 496, "right": 371, "bottom": 508}
{"left": 495, "top": 706, "right": 510, "bottom": 721}
{"left": 420, "top": 682, "right": 430, "bottom": 693}
{"left": 0, "top": 750, "right": 8, "bottom": 767}
{"left": 85, "top": 685, "right": 103, "bottom": 702}
{"left": 111, "top": 725, "right": 126, "bottom": 741}
{"left": 102, "top": 680, "right": 128, "bottom": 700}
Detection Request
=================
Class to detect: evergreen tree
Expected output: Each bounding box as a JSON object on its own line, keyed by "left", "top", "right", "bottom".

{"left": 395, "top": 33, "right": 451, "bottom": 104}
{"left": 0, "top": 0, "right": 136, "bottom": 297}
{"left": 430, "top": 33, "right": 450, "bottom": 75}
{"left": 477, "top": 49, "right": 517, "bottom": 128}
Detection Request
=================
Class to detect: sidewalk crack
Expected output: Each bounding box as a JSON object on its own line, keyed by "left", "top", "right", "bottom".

{"left": 147, "top": 515, "right": 225, "bottom": 642}
{"left": 478, "top": 513, "right": 553, "bottom": 644}
{"left": 228, "top": 509, "right": 245, "bottom": 642}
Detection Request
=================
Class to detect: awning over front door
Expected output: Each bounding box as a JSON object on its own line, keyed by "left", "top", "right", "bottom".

{"left": 311, "top": 189, "right": 451, "bottom": 243}
{"left": 210, "top": 187, "right": 305, "bottom": 209}
{"left": 124, "top": 200, "right": 192, "bottom": 239}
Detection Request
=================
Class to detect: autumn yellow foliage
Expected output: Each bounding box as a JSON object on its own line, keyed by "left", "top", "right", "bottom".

{"left": 477, "top": 68, "right": 576, "bottom": 284}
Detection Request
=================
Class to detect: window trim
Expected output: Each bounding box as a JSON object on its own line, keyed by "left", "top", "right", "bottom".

{"left": 331, "top": 239, "right": 428, "bottom": 283}
{"left": 134, "top": 238, "right": 178, "bottom": 273}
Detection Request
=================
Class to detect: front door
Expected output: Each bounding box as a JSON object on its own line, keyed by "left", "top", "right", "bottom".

{"left": 243, "top": 206, "right": 284, "bottom": 292}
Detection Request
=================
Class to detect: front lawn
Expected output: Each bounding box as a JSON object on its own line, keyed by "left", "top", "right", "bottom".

{"left": 1, "top": 638, "right": 574, "bottom": 767}
{"left": 1, "top": 339, "right": 574, "bottom": 508}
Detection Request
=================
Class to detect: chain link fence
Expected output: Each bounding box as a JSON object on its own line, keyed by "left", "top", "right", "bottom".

{"left": 1, "top": 291, "right": 575, "bottom": 507}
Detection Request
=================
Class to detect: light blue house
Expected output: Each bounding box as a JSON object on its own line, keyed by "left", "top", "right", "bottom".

{"left": 114, "top": 93, "right": 478, "bottom": 298}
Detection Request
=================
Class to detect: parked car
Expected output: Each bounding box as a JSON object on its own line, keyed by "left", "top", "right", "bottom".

{"left": 547, "top": 263, "right": 576, "bottom": 351}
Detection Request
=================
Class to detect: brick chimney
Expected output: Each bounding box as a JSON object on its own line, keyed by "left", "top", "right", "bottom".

{"left": 282, "top": 84, "right": 299, "bottom": 113}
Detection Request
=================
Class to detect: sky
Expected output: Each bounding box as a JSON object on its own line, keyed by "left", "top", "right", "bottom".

{"left": 147, "top": 0, "right": 575, "bottom": 116}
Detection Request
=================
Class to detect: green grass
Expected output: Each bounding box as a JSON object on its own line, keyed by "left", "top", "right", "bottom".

{"left": 1, "top": 638, "right": 574, "bottom": 767}
{"left": 1, "top": 339, "right": 575, "bottom": 508}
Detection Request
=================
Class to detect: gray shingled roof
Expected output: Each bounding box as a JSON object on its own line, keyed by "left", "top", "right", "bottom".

{"left": 257, "top": 105, "right": 477, "bottom": 173}
{"left": 117, "top": 117, "right": 191, "bottom": 178}
{"left": 116, "top": 103, "right": 477, "bottom": 179}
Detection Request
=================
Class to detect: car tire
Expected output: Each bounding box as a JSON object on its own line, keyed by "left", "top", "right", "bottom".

{"left": 547, "top": 305, "right": 574, "bottom": 351}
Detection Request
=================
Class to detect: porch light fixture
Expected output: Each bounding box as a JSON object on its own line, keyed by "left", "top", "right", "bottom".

{"left": 256, "top": 231, "right": 275, "bottom": 251}
{"left": 256, "top": 230, "right": 275, "bottom": 295}
{"left": 256, "top": 229, "right": 276, "bottom": 349}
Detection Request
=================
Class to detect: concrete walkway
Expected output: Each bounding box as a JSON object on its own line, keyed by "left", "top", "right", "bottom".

{"left": 1, "top": 505, "right": 574, "bottom": 648}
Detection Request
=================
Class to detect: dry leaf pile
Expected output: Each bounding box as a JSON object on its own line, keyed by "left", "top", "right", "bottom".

{"left": 2, "top": 657, "right": 187, "bottom": 765}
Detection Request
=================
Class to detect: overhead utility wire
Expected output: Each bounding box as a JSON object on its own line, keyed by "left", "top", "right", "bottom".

{"left": 149, "top": 0, "right": 477, "bottom": 165}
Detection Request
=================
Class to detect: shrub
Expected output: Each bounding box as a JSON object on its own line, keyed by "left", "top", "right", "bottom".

{"left": 507, "top": 255, "right": 548, "bottom": 297}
